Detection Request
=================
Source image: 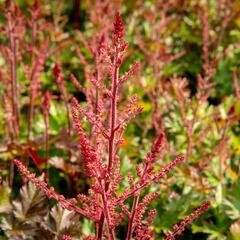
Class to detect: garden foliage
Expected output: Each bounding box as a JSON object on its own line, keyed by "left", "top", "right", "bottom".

{"left": 0, "top": 0, "right": 240, "bottom": 240}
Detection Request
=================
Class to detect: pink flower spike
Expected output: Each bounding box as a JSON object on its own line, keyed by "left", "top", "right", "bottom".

{"left": 165, "top": 201, "right": 211, "bottom": 240}
{"left": 118, "top": 62, "right": 140, "bottom": 86}
{"left": 13, "top": 159, "right": 98, "bottom": 222}
{"left": 114, "top": 11, "right": 123, "bottom": 39}
{"left": 112, "top": 11, "right": 124, "bottom": 45}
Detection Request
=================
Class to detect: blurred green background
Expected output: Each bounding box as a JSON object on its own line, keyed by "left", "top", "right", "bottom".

{"left": 0, "top": 0, "right": 240, "bottom": 239}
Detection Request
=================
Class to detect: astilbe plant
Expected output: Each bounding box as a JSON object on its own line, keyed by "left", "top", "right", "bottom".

{"left": 122, "top": 2, "right": 240, "bottom": 238}
{"left": 0, "top": 0, "right": 51, "bottom": 143}
{"left": 71, "top": 0, "right": 119, "bottom": 120}
{"left": 14, "top": 12, "right": 210, "bottom": 240}
{"left": 0, "top": 0, "right": 25, "bottom": 187}
{"left": 0, "top": 0, "right": 74, "bottom": 188}
{"left": 131, "top": 1, "right": 238, "bottom": 189}
{"left": 133, "top": 0, "right": 186, "bottom": 135}
{"left": 0, "top": 0, "right": 46, "bottom": 185}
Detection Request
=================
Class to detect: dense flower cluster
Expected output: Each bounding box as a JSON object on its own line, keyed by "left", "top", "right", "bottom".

{"left": 62, "top": 235, "right": 72, "bottom": 240}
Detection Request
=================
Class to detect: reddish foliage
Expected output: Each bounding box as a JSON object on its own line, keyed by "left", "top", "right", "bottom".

{"left": 13, "top": 11, "right": 211, "bottom": 240}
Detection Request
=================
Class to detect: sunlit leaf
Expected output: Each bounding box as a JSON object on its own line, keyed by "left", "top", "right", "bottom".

{"left": 0, "top": 181, "right": 11, "bottom": 213}
{"left": 41, "top": 205, "right": 82, "bottom": 238}
{"left": 13, "top": 179, "right": 49, "bottom": 222}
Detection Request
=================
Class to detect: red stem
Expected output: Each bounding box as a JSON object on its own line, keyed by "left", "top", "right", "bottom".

{"left": 108, "top": 51, "right": 119, "bottom": 172}
{"left": 28, "top": 19, "right": 36, "bottom": 141}
{"left": 126, "top": 163, "right": 148, "bottom": 239}
{"left": 97, "top": 47, "right": 119, "bottom": 240}
{"left": 28, "top": 95, "right": 34, "bottom": 141}
{"left": 66, "top": 103, "right": 71, "bottom": 136}
{"left": 14, "top": 159, "right": 98, "bottom": 222}
{"left": 101, "top": 181, "right": 116, "bottom": 240}
{"left": 44, "top": 113, "right": 49, "bottom": 180}
{"left": 7, "top": 11, "right": 19, "bottom": 187}
{"left": 126, "top": 195, "right": 140, "bottom": 239}
{"left": 8, "top": 12, "right": 19, "bottom": 140}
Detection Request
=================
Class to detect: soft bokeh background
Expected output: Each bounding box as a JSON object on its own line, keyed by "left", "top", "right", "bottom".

{"left": 0, "top": 0, "right": 240, "bottom": 239}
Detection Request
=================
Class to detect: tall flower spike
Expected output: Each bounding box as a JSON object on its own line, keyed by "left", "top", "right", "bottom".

{"left": 33, "top": 0, "right": 39, "bottom": 10}
{"left": 112, "top": 11, "right": 124, "bottom": 45}
{"left": 71, "top": 106, "right": 100, "bottom": 178}
{"left": 41, "top": 91, "right": 51, "bottom": 115}
{"left": 13, "top": 159, "right": 98, "bottom": 222}
{"left": 148, "top": 132, "right": 165, "bottom": 163}
{"left": 165, "top": 201, "right": 211, "bottom": 240}
{"left": 53, "top": 61, "right": 61, "bottom": 78}
{"left": 98, "top": 33, "right": 106, "bottom": 53}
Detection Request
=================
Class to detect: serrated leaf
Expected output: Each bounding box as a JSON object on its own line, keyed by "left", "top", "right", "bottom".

{"left": 41, "top": 205, "right": 82, "bottom": 238}
{"left": 0, "top": 214, "right": 37, "bottom": 240}
{"left": 13, "top": 179, "right": 49, "bottom": 222}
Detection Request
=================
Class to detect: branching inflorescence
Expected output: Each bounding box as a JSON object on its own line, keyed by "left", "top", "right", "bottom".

{"left": 165, "top": 201, "right": 211, "bottom": 240}
{"left": 14, "top": 11, "right": 210, "bottom": 240}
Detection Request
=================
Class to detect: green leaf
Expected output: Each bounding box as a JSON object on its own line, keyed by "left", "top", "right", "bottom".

{"left": 0, "top": 181, "right": 11, "bottom": 213}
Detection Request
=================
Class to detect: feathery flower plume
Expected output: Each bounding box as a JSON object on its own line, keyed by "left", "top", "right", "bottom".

{"left": 11, "top": 9, "right": 212, "bottom": 240}
{"left": 71, "top": 106, "right": 99, "bottom": 178}
{"left": 41, "top": 91, "right": 57, "bottom": 173}
{"left": 165, "top": 201, "right": 211, "bottom": 240}
{"left": 112, "top": 11, "right": 124, "bottom": 45}
{"left": 13, "top": 159, "right": 98, "bottom": 222}
{"left": 118, "top": 62, "right": 140, "bottom": 85}
{"left": 53, "top": 61, "right": 71, "bottom": 135}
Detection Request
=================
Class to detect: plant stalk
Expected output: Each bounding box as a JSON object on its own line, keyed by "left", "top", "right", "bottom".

{"left": 126, "top": 163, "right": 148, "bottom": 239}
{"left": 44, "top": 113, "right": 49, "bottom": 180}
{"left": 7, "top": 11, "right": 19, "bottom": 187}
{"left": 97, "top": 47, "right": 119, "bottom": 240}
